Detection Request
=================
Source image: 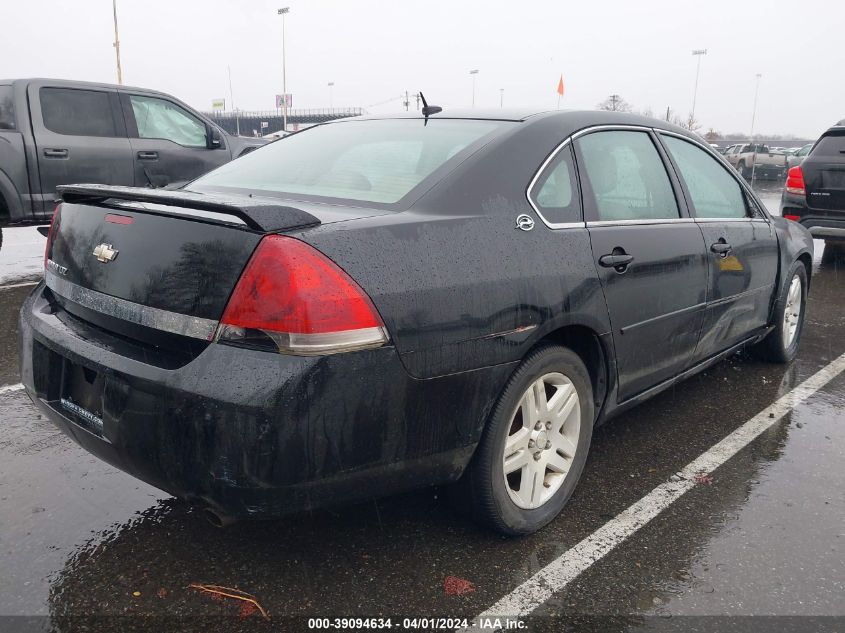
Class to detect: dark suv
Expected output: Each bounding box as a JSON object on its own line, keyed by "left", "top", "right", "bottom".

{"left": 0, "top": 79, "right": 264, "bottom": 243}
{"left": 781, "top": 123, "right": 845, "bottom": 252}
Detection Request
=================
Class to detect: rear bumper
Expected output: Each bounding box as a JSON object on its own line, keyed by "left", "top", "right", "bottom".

{"left": 780, "top": 191, "right": 845, "bottom": 240}
{"left": 19, "top": 284, "right": 508, "bottom": 518}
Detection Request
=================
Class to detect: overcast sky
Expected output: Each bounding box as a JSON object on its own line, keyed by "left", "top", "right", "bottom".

{"left": 2, "top": 0, "right": 840, "bottom": 138}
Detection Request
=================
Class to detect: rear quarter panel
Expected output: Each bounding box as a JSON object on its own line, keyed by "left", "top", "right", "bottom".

{"left": 298, "top": 117, "right": 612, "bottom": 380}
{"left": 771, "top": 216, "right": 814, "bottom": 286}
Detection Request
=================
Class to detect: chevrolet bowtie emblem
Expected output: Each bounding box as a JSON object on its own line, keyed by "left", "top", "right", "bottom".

{"left": 93, "top": 243, "right": 119, "bottom": 263}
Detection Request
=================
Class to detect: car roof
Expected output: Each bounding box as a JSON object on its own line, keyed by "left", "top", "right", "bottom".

{"left": 350, "top": 108, "right": 696, "bottom": 137}
{"left": 2, "top": 77, "right": 171, "bottom": 97}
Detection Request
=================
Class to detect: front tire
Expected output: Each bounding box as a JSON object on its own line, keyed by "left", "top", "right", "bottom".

{"left": 460, "top": 345, "right": 594, "bottom": 536}
{"left": 752, "top": 261, "right": 807, "bottom": 363}
{"left": 737, "top": 161, "right": 750, "bottom": 179}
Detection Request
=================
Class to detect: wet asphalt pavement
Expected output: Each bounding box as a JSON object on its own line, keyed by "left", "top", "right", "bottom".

{"left": 1, "top": 181, "right": 844, "bottom": 632}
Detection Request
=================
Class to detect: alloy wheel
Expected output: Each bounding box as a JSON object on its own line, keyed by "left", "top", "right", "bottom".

{"left": 502, "top": 372, "right": 581, "bottom": 509}
{"left": 782, "top": 275, "right": 802, "bottom": 349}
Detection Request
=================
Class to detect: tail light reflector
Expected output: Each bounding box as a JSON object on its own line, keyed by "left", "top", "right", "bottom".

{"left": 785, "top": 166, "right": 805, "bottom": 195}
{"left": 43, "top": 204, "right": 61, "bottom": 270}
{"left": 216, "top": 235, "right": 388, "bottom": 355}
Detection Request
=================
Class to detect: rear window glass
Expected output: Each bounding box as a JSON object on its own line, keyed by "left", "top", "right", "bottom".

{"left": 0, "top": 85, "right": 14, "bottom": 130}
{"left": 810, "top": 133, "right": 845, "bottom": 158}
{"left": 40, "top": 87, "right": 118, "bottom": 137}
{"left": 192, "top": 119, "right": 506, "bottom": 205}
{"left": 742, "top": 144, "right": 770, "bottom": 153}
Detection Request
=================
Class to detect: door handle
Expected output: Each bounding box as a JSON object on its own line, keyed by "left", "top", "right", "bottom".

{"left": 598, "top": 253, "right": 635, "bottom": 270}
{"left": 710, "top": 241, "right": 732, "bottom": 257}
{"left": 137, "top": 151, "right": 158, "bottom": 160}
{"left": 43, "top": 148, "right": 68, "bottom": 158}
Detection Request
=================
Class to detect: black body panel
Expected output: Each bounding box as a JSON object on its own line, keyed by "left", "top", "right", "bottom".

{"left": 47, "top": 201, "right": 261, "bottom": 321}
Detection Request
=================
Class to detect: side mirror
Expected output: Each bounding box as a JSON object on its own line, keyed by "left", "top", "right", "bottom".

{"left": 207, "top": 125, "right": 222, "bottom": 149}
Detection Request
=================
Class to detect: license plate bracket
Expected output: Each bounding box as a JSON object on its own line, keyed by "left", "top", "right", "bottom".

{"left": 60, "top": 359, "right": 105, "bottom": 436}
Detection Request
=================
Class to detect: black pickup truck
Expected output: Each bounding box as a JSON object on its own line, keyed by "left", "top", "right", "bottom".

{"left": 0, "top": 78, "right": 265, "bottom": 246}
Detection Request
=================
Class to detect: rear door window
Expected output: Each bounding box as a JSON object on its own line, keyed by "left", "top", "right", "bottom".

{"left": 576, "top": 130, "right": 680, "bottom": 221}
{"left": 0, "top": 85, "right": 15, "bottom": 130}
{"left": 529, "top": 144, "right": 581, "bottom": 225}
{"left": 40, "top": 87, "right": 119, "bottom": 137}
{"left": 129, "top": 95, "right": 207, "bottom": 147}
{"left": 661, "top": 135, "right": 749, "bottom": 219}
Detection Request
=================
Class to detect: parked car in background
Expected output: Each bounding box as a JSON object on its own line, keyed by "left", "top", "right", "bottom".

{"left": 0, "top": 79, "right": 266, "bottom": 249}
{"left": 20, "top": 110, "right": 813, "bottom": 535}
{"left": 787, "top": 143, "right": 814, "bottom": 169}
{"left": 724, "top": 143, "right": 788, "bottom": 179}
{"left": 781, "top": 124, "right": 845, "bottom": 254}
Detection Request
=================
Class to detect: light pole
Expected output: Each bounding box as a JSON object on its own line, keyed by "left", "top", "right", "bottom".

{"left": 278, "top": 7, "right": 290, "bottom": 132}
{"left": 500, "top": 88, "right": 504, "bottom": 108}
{"left": 328, "top": 81, "right": 334, "bottom": 109}
{"left": 750, "top": 73, "right": 762, "bottom": 181}
{"left": 690, "top": 48, "right": 707, "bottom": 121}
{"left": 112, "top": 0, "right": 123, "bottom": 85}
{"left": 469, "top": 69, "right": 479, "bottom": 107}
{"left": 228, "top": 66, "right": 239, "bottom": 136}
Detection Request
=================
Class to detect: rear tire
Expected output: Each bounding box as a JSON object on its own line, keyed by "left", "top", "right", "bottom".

{"left": 457, "top": 345, "right": 594, "bottom": 536}
{"left": 752, "top": 261, "right": 807, "bottom": 363}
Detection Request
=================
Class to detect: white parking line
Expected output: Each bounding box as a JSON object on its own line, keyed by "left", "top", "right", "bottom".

{"left": 0, "top": 383, "right": 25, "bottom": 395}
{"left": 465, "top": 352, "right": 845, "bottom": 630}
{"left": 0, "top": 280, "right": 40, "bottom": 290}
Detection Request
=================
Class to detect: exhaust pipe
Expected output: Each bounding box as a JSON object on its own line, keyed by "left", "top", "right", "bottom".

{"left": 201, "top": 507, "right": 238, "bottom": 528}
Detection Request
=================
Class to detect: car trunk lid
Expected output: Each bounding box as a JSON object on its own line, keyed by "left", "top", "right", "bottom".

{"left": 44, "top": 185, "right": 380, "bottom": 347}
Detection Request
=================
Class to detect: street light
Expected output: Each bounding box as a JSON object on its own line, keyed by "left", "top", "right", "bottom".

{"left": 750, "top": 73, "right": 763, "bottom": 181}
{"left": 328, "top": 81, "right": 334, "bottom": 109}
{"left": 228, "top": 66, "right": 239, "bottom": 136}
{"left": 690, "top": 48, "right": 707, "bottom": 122}
{"left": 278, "top": 7, "right": 290, "bottom": 132}
{"left": 112, "top": 0, "right": 123, "bottom": 85}
{"left": 469, "top": 69, "right": 479, "bottom": 107}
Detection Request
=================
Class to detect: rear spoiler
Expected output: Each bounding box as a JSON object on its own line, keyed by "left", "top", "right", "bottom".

{"left": 56, "top": 184, "right": 321, "bottom": 233}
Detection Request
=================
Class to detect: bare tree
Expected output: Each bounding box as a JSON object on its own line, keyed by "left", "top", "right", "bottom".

{"left": 704, "top": 128, "right": 722, "bottom": 141}
{"left": 596, "top": 94, "right": 632, "bottom": 112}
{"left": 683, "top": 112, "right": 702, "bottom": 133}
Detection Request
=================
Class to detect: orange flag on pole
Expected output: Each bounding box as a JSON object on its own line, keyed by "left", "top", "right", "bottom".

{"left": 556, "top": 74, "right": 565, "bottom": 97}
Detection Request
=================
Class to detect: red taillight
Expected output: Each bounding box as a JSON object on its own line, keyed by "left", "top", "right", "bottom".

{"left": 217, "top": 235, "right": 388, "bottom": 355}
{"left": 783, "top": 214, "right": 801, "bottom": 222}
{"left": 43, "top": 204, "right": 61, "bottom": 270}
{"left": 786, "top": 166, "right": 805, "bottom": 195}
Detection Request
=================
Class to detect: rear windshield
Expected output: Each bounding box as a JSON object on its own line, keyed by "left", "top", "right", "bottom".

{"left": 191, "top": 119, "right": 508, "bottom": 205}
{"left": 743, "top": 144, "right": 770, "bottom": 153}
{"left": 0, "top": 85, "right": 15, "bottom": 130}
{"left": 810, "top": 132, "right": 845, "bottom": 159}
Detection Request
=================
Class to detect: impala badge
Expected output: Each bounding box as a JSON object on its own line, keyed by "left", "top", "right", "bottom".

{"left": 515, "top": 214, "right": 535, "bottom": 231}
{"left": 93, "top": 243, "right": 119, "bottom": 263}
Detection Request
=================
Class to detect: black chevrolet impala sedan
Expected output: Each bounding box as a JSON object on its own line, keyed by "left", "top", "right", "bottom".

{"left": 19, "top": 109, "right": 813, "bottom": 535}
